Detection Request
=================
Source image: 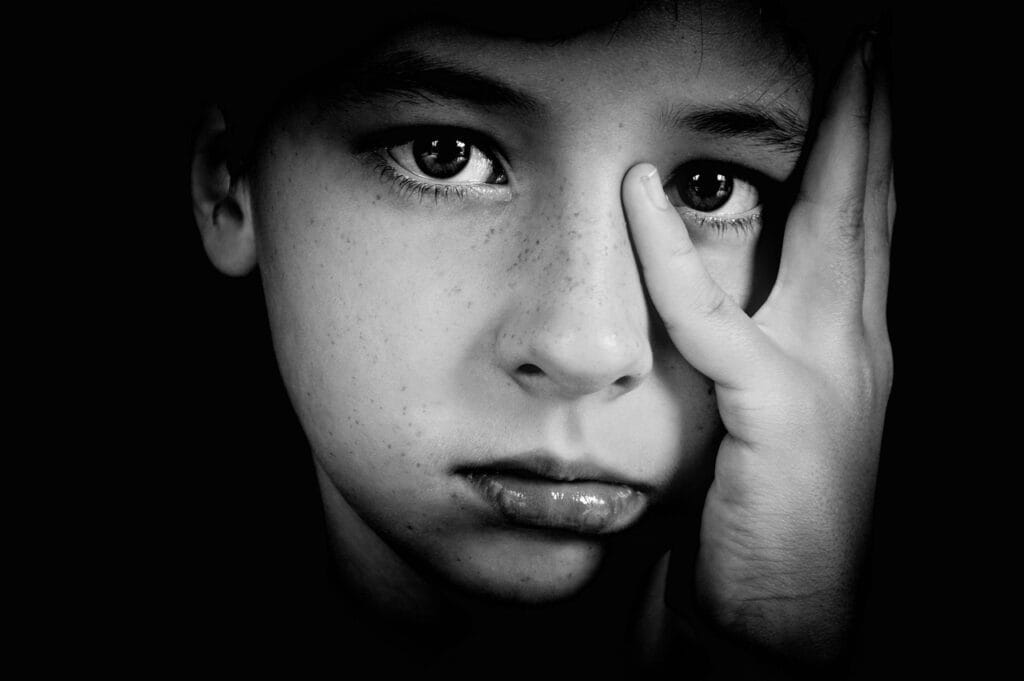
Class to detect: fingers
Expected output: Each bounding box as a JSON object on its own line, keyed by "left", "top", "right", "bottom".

{"left": 773, "top": 33, "right": 873, "bottom": 332}
{"left": 622, "top": 164, "right": 774, "bottom": 390}
{"left": 887, "top": 166, "right": 896, "bottom": 238}
{"left": 862, "top": 34, "right": 894, "bottom": 350}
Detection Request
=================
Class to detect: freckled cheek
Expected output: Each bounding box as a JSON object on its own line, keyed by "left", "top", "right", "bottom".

{"left": 258, "top": 193, "right": 494, "bottom": 468}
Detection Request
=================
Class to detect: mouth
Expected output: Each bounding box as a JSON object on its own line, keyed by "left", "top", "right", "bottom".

{"left": 456, "top": 452, "right": 650, "bottom": 535}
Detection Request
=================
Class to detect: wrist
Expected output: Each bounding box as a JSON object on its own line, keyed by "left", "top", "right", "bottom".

{"left": 664, "top": 542, "right": 863, "bottom": 677}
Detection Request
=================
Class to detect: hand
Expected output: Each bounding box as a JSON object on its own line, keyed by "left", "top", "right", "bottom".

{"left": 623, "top": 34, "right": 893, "bottom": 663}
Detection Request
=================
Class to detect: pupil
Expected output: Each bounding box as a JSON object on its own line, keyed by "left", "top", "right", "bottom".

{"left": 682, "top": 171, "right": 732, "bottom": 211}
{"left": 413, "top": 136, "right": 470, "bottom": 179}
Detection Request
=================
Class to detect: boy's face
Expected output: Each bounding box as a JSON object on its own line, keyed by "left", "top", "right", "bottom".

{"left": 246, "top": 4, "right": 811, "bottom": 602}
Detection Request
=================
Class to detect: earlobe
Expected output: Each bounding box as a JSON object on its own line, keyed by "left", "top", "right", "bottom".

{"left": 191, "top": 107, "right": 257, "bottom": 276}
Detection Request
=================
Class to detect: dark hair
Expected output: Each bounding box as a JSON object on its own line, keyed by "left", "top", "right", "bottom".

{"left": 191, "top": 0, "right": 889, "bottom": 183}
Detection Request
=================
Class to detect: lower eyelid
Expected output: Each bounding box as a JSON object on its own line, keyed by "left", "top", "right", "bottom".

{"left": 681, "top": 205, "right": 761, "bottom": 222}
{"left": 365, "top": 154, "right": 512, "bottom": 205}
{"left": 680, "top": 207, "right": 763, "bottom": 235}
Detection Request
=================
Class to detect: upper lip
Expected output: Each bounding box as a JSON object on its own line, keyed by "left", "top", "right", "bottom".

{"left": 454, "top": 449, "right": 652, "bottom": 493}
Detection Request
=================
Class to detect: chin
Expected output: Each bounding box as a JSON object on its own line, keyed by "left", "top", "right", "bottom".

{"left": 438, "top": 528, "right": 612, "bottom": 604}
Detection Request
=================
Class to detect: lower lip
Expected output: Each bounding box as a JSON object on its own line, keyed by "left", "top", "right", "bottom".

{"left": 462, "top": 472, "right": 648, "bottom": 535}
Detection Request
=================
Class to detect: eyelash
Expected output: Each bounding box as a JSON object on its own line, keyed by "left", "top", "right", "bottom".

{"left": 666, "top": 160, "right": 776, "bottom": 237}
{"left": 359, "top": 126, "right": 509, "bottom": 205}
{"left": 680, "top": 208, "right": 763, "bottom": 235}
{"left": 361, "top": 131, "right": 771, "bottom": 236}
{"left": 370, "top": 158, "right": 481, "bottom": 204}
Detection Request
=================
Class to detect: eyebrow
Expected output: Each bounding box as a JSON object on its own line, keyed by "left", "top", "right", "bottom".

{"left": 331, "top": 50, "right": 542, "bottom": 113}
{"left": 327, "top": 50, "right": 806, "bottom": 155}
{"left": 667, "top": 103, "right": 807, "bottom": 155}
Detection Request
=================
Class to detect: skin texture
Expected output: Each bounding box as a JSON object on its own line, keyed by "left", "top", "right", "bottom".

{"left": 191, "top": 1, "right": 892, "bottom": 671}
{"left": 625, "top": 35, "right": 892, "bottom": 663}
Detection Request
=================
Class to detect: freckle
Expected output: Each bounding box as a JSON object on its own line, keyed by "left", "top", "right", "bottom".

{"left": 406, "top": 524, "right": 413, "bottom": 531}
{"left": 376, "top": 194, "right": 382, "bottom": 200}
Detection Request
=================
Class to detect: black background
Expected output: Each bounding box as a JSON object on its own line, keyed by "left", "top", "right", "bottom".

{"left": 78, "top": 4, "right": 995, "bottom": 676}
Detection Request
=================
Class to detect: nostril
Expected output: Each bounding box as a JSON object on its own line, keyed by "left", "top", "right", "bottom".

{"left": 614, "top": 375, "right": 634, "bottom": 387}
{"left": 517, "top": 363, "right": 544, "bottom": 375}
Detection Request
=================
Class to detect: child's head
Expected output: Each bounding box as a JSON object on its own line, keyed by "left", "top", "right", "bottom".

{"left": 191, "top": 0, "right": 881, "bottom": 612}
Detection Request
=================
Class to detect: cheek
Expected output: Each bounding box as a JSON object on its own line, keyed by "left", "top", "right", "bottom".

{"left": 252, "top": 135, "right": 733, "bottom": 511}
{"left": 252, "top": 152, "right": 501, "bottom": 485}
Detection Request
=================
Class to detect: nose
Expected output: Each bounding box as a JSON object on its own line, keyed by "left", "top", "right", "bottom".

{"left": 496, "top": 183, "right": 653, "bottom": 400}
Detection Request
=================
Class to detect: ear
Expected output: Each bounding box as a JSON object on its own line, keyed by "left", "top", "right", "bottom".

{"left": 191, "top": 107, "right": 257, "bottom": 276}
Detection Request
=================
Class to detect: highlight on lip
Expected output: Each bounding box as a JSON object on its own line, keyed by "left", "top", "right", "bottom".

{"left": 458, "top": 455, "right": 651, "bottom": 535}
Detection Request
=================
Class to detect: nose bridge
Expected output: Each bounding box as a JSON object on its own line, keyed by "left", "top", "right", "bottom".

{"left": 498, "top": 171, "right": 652, "bottom": 398}
{"left": 539, "top": 199, "right": 637, "bottom": 333}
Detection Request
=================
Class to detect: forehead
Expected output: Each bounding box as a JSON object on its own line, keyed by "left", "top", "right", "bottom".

{"left": 362, "top": 3, "right": 812, "bottom": 121}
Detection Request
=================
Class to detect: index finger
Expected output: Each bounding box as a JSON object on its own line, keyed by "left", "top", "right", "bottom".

{"left": 622, "top": 164, "right": 776, "bottom": 390}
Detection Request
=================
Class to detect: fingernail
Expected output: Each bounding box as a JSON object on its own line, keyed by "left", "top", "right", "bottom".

{"left": 640, "top": 166, "right": 670, "bottom": 210}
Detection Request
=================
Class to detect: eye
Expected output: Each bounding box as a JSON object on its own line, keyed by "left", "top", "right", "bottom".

{"left": 665, "top": 162, "right": 760, "bottom": 217}
{"left": 387, "top": 132, "right": 508, "bottom": 185}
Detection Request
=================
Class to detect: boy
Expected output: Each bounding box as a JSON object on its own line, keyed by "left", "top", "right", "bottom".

{"left": 187, "top": 1, "right": 894, "bottom": 675}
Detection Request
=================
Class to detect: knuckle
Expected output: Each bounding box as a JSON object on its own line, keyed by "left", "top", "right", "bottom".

{"left": 831, "top": 335, "right": 893, "bottom": 407}
{"left": 792, "top": 190, "right": 865, "bottom": 239}
{"left": 694, "top": 283, "right": 729, "bottom": 318}
{"left": 668, "top": 237, "right": 697, "bottom": 260}
{"left": 665, "top": 276, "right": 729, "bottom": 321}
{"left": 850, "top": 108, "right": 872, "bottom": 129}
{"left": 868, "top": 208, "right": 891, "bottom": 248}
{"left": 832, "top": 193, "right": 865, "bottom": 237}
{"left": 867, "top": 172, "right": 889, "bottom": 201}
